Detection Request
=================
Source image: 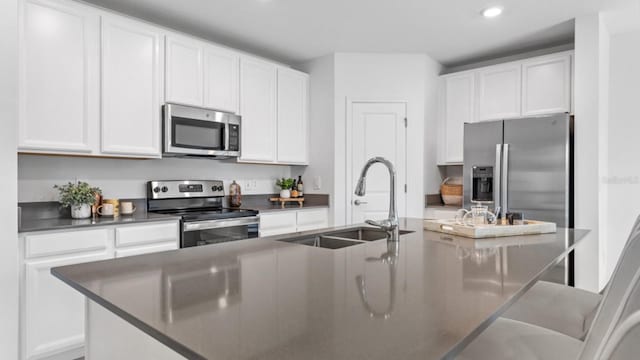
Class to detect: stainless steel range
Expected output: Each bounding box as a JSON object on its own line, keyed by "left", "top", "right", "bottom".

{"left": 147, "top": 180, "right": 259, "bottom": 248}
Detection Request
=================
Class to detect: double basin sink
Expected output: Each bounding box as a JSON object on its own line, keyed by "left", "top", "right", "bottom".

{"left": 277, "top": 227, "right": 414, "bottom": 249}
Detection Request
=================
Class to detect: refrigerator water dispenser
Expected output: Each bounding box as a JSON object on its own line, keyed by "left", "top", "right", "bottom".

{"left": 471, "top": 166, "right": 494, "bottom": 203}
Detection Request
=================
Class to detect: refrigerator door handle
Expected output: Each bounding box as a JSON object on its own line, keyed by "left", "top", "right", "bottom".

{"left": 495, "top": 144, "right": 502, "bottom": 219}
{"left": 502, "top": 144, "right": 510, "bottom": 216}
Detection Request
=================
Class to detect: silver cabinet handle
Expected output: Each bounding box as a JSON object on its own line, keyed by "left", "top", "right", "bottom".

{"left": 353, "top": 199, "right": 368, "bottom": 206}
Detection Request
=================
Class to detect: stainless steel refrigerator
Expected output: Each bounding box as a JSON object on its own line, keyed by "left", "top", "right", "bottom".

{"left": 463, "top": 113, "right": 574, "bottom": 284}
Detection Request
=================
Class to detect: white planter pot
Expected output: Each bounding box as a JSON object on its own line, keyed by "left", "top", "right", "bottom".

{"left": 70, "top": 204, "right": 91, "bottom": 219}
{"left": 279, "top": 189, "right": 291, "bottom": 199}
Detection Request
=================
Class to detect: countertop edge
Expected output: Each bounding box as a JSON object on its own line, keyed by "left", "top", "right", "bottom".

{"left": 18, "top": 214, "right": 182, "bottom": 234}
{"left": 51, "top": 266, "right": 207, "bottom": 360}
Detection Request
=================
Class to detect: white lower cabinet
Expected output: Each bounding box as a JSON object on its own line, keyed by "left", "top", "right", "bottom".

{"left": 259, "top": 208, "right": 329, "bottom": 237}
{"left": 296, "top": 209, "right": 330, "bottom": 232}
{"left": 20, "top": 221, "right": 179, "bottom": 360}
{"left": 23, "top": 250, "right": 110, "bottom": 360}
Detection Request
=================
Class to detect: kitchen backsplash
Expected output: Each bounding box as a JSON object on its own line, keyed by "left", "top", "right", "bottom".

{"left": 18, "top": 155, "right": 293, "bottom": 202}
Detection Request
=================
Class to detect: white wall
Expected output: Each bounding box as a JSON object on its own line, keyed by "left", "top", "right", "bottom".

{"left": 298, "top": 54, "right": 336, "bottom": 222}
{"left": 18, "top": 155, "right": 292, "bottom": 202}
{"left": 604, "top": 28, "right": 640, "bottom": 283}
{"left": 333, "top": 53, "right": 437, "bottom": 225}
{"left": 424, "top": 57, "right": 444, "bottom": 195}
{"left": 574, "top": 14, "right": 610, "bottom": 292}
{"left": 0, "top": 0, "right": 19, "bottom": 357}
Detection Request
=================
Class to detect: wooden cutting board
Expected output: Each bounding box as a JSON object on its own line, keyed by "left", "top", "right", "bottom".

{"left": 424, "top": 219, "right": 557, "bottom": 239}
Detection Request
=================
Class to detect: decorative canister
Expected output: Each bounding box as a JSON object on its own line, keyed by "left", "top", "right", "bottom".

{"left": 229, "top": 180, "right": 242, "bottom": 207}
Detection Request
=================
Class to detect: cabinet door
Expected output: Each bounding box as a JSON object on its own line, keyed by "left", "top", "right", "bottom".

{"left": 101, "top": 15, "right": 163, "bottom": 157}
{"left": 276, "top": 68, "right": 309, "bottom": 164}
{"left": 522, "top": 54, "right": 571, "bottom": 116}
{"left": 23, "top": 251, "right": 111, "bottom": 360}
{"left": 296, "top": 209, "right": 328, "bottom": 232}
{"left": 477, "top": 63, "right": 522, "bottom": 121}
{"left": 203, "top": 44, "right": 239, "bottom": 114}
{"left": 442, "top": 73, "right": 475, "bottom": 163}
{"left": 239, "top": 57, "right": 277, "bottom": 162}
{"left": 259, "top": 211, "right": 297, "bottom": 237}
{"left": 19, "top": 0, "right": 99, "bottom": 154}
{"left": 165, "top": 34, "right": 203, "bottom": 106}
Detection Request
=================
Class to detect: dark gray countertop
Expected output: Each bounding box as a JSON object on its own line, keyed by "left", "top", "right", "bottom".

{"left": 19, "top": 211, "right": 180, "bottom": 233}
{"left": 52, "top": 219, "right": 588, "bottom": 360}
{"left": 19, "top": 194, "right": 329, "bottom": 233}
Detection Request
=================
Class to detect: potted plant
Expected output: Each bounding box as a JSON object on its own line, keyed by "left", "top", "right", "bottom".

{"left": 276, "top": 178, "right": 294, "bottom": 199}
{"left": 54, "top": 181, "right": 102, "bottom": 219}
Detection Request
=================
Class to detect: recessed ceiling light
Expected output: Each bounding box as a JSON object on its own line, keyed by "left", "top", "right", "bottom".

{"left": 482, "top": 6, "right": 503, "bottom": 18}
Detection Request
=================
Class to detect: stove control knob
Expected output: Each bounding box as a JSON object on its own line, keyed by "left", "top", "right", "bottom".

{"left": 153, "top": 186, "right": 160, "bottom": 193}
{"left": 211, "top": 186, "right": 217, "bottom": 192}
{"left": 161, "top": 186, "right": 169, "bottom": 193}
{"left": 217, "top": 185, "right": 224, "bottom": 191}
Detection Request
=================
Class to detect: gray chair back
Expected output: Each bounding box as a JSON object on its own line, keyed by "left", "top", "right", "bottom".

{"left": 578, "top": 216, "right": 640, "bottom": 359}
{"left": 596, "top": 267, "right": 640, "bottom": 359}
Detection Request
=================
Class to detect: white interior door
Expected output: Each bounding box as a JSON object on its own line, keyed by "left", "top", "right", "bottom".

{"left": 350, "top": 102, "right": 407, "bottom": 224}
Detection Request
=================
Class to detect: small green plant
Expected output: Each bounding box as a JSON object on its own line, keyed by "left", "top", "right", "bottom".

{"left": 54, "top": 181, "right": 102, "bottom": 207}
{"left": 276, "top": 178, "right": 295, "bottom": 190}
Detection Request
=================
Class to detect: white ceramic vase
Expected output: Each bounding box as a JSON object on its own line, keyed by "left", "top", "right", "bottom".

{"left": 71, "top": 204, "right": 92, "bottom": 219}
{"left": 280, "top": 189, "right": 291, "bottom": 199}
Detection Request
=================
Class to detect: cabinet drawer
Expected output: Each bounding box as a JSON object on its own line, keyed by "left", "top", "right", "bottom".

{"left": 115, "top": 222, "right": 179, "bottom": 248}
{"left": 115, "top": 241, "right": 178, "bottom": 258}
{"left": 25, "top": 228, "right": 111, "bottom": 259}
{"left": 296, "top": 209, "right": 328, "bottom": 232}
{"left": 259, "top": 212, "right": 297, "bottom": 236}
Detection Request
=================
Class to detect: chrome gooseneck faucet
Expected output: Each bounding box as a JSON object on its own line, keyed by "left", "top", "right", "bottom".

{"left": 354, "top": 157, "right": 398, "bottom": 232}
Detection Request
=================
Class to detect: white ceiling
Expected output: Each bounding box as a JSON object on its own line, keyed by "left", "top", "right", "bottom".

{"left": 85, "top": 0, "right": 609, "bottom": 67}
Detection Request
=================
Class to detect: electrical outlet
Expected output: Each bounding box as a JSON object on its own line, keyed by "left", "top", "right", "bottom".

{"left": 313, "top": 176, "right": 321, "bottom": 190}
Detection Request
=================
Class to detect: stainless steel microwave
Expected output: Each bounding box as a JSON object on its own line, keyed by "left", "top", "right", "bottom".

{"left": 163, "top": 103, "right": 240, "bottom": 158}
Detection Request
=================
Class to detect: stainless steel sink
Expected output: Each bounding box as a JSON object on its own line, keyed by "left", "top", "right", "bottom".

{"left": 276, "top": 227, "right": 415, "bottom": 250}
{"left": 325, "top": 228, "right": 414, "bottom": 241}
{"left": 279, "top": 235, "right": 363, "bottom": 249}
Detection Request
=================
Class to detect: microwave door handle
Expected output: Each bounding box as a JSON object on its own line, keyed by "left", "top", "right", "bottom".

{"left": 223, "top": 122, "right": 229, "bottom": 151}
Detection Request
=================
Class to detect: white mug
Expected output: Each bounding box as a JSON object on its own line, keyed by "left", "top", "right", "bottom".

{"left": 120, "top": 201, "right": 136, "bottom": 215}
{"left": 97, "top": 203, "right": 114, "bottom": 216}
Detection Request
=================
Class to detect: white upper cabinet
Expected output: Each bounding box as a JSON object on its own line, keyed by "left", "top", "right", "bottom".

{"left": 477, "top": 63, "right": 522, "bottom": 121}
{"left": 441, "top": 72, "right": 474, "bottom": 164}
{"left": 521, "top": 53, "right": 572, "bottom": 116}
{"left": 438, "top": 51, "right": 574, "bottom": 164}
{"left": 18, "top": 0, "right": 308, "bottom": 161}
{"left": 239, "top": 56, "right": 277, "bottom": 162}
{"left": 276, "top": 68, "right": 309, "bottom": 164}
{"left": 165, "top": 34, "right": 204, "bottom": 106}
{"left": 203, "top": 45, "right": 239, "bottom": 113}
{"left": 19, "top": 0, "right": 99, "bottom": 154}
{"left": 101, "top": 15, "right": 163, "bottom": 157}
{"left": 166, "top": 34, "right": 240, "bottom": 114}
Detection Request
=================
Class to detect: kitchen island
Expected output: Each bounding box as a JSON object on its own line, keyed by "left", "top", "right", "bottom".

{"left": 52, "top": 218, "right": 588, "bottom": 360}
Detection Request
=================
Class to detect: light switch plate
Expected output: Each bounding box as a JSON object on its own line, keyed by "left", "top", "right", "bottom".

{"left": 313, "top": 176, "right": 321, "bottom": 190}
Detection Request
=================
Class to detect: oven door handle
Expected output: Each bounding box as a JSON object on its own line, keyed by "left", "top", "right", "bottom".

{"left": 183, "top": 216, "right": 260, "bottom": 232}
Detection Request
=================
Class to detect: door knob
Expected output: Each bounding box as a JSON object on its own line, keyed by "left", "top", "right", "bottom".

{"left": 353, "top": 199, "right": 368, "bottom": 206}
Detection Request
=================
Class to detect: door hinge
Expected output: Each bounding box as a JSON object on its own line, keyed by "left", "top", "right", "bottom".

{"left": 404, "top": 117, "right": 408, "bottom": 128}
{"left": 404, "top": 184, "right": 407, "bottom": 193}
